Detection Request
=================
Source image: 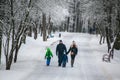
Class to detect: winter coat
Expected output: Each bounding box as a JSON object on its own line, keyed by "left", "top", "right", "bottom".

{"left": 45, "top": 48, "right": 53, "bottom": 59}
{"left": 67, "top": 46, "right": 78, "bottom": 55}
{"left": 56, "top": 43, "right": 67, "bottom": 56}
{"left": 62, "top": 54, "right": 68, "bottom": 63}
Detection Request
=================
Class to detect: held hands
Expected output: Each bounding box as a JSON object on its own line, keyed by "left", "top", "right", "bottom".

{"left": 66, "top": 52, "right": 68, "bottom": 55}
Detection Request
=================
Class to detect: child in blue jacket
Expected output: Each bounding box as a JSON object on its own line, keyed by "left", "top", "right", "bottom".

{"left": 62, "top": 54, "right": 68, "bottom": 67}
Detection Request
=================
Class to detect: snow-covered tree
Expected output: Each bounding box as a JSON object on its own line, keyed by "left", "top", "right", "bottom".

{"left": 0, "top": 0, "right": 35, "bottom": 70}
{"left": 83, "top": 0, "right": 120, "bottom": 61}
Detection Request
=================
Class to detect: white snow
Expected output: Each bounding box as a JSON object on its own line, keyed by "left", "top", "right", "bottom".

{"left": 0, "top": 32, "right": 120, "bottom": 80}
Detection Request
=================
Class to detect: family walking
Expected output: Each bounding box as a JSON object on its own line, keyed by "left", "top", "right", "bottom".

{"left": 45, "top": 40, "right": 78, "bottom": 68}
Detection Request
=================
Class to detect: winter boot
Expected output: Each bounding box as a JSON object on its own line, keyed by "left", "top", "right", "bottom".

{"left": 62, "top": 63, "right": 66, "bottom": 67}
{"left": 58, "top": 63, "right": 61, "bottom": 66}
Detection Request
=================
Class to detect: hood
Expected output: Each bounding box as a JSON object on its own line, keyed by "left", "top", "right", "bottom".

{"left": 47, "top": 48, "right": 50, "bottom": 51}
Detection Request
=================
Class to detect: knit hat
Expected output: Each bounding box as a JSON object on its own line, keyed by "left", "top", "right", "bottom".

{"left": 59, "top": 40, "right": 62, "bottom": 42}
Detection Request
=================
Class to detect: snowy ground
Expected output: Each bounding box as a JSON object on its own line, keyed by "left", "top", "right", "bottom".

{"left": 0, "top": 32, "right": 120, "bottom": 80}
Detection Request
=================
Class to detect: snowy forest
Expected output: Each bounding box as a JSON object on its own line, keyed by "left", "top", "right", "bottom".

{"left": 0, "top": 0, "right": 120, "bottom": 73}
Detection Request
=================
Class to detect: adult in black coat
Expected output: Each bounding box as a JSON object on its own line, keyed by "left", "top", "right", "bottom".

{"left": 67, "top": 41, "right": 78, "bottom": 67}
{"left": 56, "top": 40, "right": 67, "bottom": 66}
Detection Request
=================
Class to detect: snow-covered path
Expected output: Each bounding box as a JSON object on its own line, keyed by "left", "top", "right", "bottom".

{"left": 22, "top": 33, "right": 120, "bottom": 80}
{"left": 1, "top": 33, "right": 120, "bottom": 80}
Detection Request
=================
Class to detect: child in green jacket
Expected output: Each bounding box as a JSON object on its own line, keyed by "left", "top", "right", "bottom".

{"left": 45, "top": 48, "right": 53, "bottom": 66}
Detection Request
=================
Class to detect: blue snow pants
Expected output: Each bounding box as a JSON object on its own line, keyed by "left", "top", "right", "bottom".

{"left": 46, "top": 58, "right": 51, "bottom": 66}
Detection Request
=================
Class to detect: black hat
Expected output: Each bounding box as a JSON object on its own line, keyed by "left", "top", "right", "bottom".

{"left": 59, "top": 40, "right": 62, "bottom": 42}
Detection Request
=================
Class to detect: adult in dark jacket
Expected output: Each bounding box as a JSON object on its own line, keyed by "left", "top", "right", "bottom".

{"left": 67, "top": 41, "right": 78, "bottom": 67}
{"left": 56, "top": 40, "right": 67, "bottom": 66}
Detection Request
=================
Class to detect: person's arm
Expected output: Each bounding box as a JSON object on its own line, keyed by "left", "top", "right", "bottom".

{"left": 56, "top": 45, "right": 58, "bottom": 56}
{"left": 76, "top": 47, "right": 78, "bottom": 55}
{"left": 64, "top": 44, "right": 67, "bottom": 53}
{"left": 66, "top": 47, "right": 71, "bottom": 55}
{"left": 66, "top": 56, "right": 68, "bottom": 62}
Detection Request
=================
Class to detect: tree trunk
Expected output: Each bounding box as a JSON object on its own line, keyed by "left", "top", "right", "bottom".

{"left": 103, "top": 36, "right": 105, "bottom": 43}
{"left": 39, "top": 23, "right": 42, "bottom": 34}
{"left": 6, "top": 51, "right": 14, "bottom": 70}
{"left": 79, "top": 19, "right": 82, "bottom": 32}
{"left": 14, "top": 39, "right": 23, "bottom": 63}
{"left": 67, "top": 17, "right": 70, "bottom": 32}
{"left": 41, "top": 26, "right": 43, "bottom": 36}
{"left": 14, "top": 27, "right": 27, "bottom": 63}
{"left": 99, "top": 35, "right": 102, "bottom": 45}
{"left": 6, "top": 50, "right": 14, "bottom": 70}
{"left": 5, "top": 0, "right": 15, "bottom": 70}
{"left": 42, "top": 13, "right": 47, "bottom": 41}
{"left": 0, "top": 28, "right": 2, "bottom": 64}
{"left": 28, "top": 26, "right": 32, "bottom": 37}
{"left": 0, "top": 0, "right": 4, "bottom": 64}
{"left": 14, "top": 45, "right": 19, "bottom": 63}
{"left": 105, "top": 27, "right": 111, "bottom": 53}
{"left": 33, "top": 27, "right": 37, "bottom": 40}
{"left": 6, "top": 61, "right": 11, "bottom": 70}
{"left": 48, "top": 15, "right": 51, "bottom": 36}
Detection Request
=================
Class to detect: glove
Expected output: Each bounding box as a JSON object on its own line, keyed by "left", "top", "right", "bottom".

{"left": 66, "top": 52, "right": 68, "bottom": 55}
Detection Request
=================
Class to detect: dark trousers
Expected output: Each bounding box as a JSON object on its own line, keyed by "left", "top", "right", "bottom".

{"left": 71, "top": 55, "right": 76, "bottom": 67}
{"left": 58, "top": 54, "right": 63, "bottom": 66}
{"left": 71, "top": 55, "right": 76, "bottom": 60}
